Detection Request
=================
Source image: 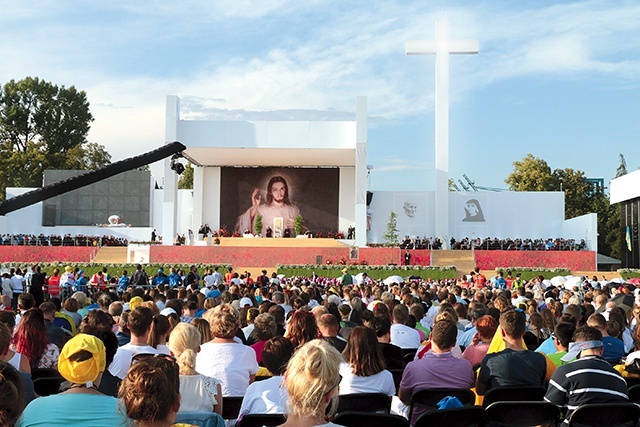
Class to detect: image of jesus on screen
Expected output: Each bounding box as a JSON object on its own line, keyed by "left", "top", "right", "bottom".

{"left": 235, "top": 175, "right": 301, "bottom": 237}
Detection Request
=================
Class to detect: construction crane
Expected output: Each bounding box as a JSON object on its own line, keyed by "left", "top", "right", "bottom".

{"left": 451, "top": 174, "right": 507, "bottom": 192}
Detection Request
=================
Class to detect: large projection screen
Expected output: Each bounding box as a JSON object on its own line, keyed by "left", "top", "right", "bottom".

{"left": 219, "top": 167, "right": 339, "bottom": 236}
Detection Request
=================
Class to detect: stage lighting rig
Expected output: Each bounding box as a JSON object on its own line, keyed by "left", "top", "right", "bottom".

{"left": 170, "top": 153, "right": 185, "bottom": 175}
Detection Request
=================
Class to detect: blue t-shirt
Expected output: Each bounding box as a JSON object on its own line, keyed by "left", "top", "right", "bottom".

{"left": 602, "top": 336, "right": 625, "bottom": 363}
{"left": 16, "top": 393, "right": 128, "bottom": 427}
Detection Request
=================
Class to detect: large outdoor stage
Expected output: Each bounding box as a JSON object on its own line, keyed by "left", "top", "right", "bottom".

{"left": 0, "top": 238, "right": 596, "bottom": 273}
{"left": 149, "top": 238, "right": 431, "bottom": 268}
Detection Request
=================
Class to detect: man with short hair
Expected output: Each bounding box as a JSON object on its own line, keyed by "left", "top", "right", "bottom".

{"left": 272, "top": 291, "right": 292, "bottom": 316}
{"left": 399, "top": 319, "right": 474, "bottom": 425}
{"left": 476, "top": 309, "right": 551, "bottom": 395}
{"left": 10, "top": 268, "right": 25, "bottom": 310}
{"left": 586, "top": 313, "right": 625, "bottom": 363}
{"left": 545, "top": 325, "right": 629, "bottom": 422}
{"left": 390, "top": 304, "right": 421, "bottom": 349}
{"left": 39, "top": 301, "right": 68, "bottom": 350}
{"left": 547, "top": 322, "right": 576, "bottom": 367}
{"left": 108, "top": 306, "right": 161, "bottom": 379}
{"left": 368, "top": 315, "right": 404, "bottom": 369}
{"left": 318, "top": 313, "right": 346, "bottom": 352}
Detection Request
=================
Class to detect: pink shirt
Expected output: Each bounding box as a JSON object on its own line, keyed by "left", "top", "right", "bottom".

{"left": 462, "top": 342, "right": 490, "bottom": 367}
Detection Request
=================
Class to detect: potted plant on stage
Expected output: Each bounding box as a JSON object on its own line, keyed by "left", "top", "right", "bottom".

{"left": 294, "top": 214, "right": 304, "bottom": 237}
{"left": 254, "top": 214, "right": 263, "bottom": 236}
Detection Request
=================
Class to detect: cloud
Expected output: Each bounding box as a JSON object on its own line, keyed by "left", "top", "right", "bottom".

{"left": 373, "top": 157, "right": 427, "bottom": 173}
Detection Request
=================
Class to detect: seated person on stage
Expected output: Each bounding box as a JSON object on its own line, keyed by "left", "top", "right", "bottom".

{"left": 586, "top": 313, "right": 625, "bottom": 363}
{"left": 545, "top": 325, "right": 629, "bottom": 422}
{"left": 476, "top": 309, "right": 552, "bottom": 396}
{"left": 399, "top": 319, "right": 474, "bottom": 425}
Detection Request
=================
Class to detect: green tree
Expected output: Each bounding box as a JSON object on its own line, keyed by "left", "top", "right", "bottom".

{"left": 506, "top": 153, "right": 627, "bottom": 258}
{"left": 177, "top": 163, "right": 194, "bottom": 189}
{"left": 0, "top": 77, "right": 104, "bottom": 200}
{"left": 505, "top": 154, "right": 557, "bottom": 192}
{"left": 382, "top": 211, "right": 400, "bottom": 264}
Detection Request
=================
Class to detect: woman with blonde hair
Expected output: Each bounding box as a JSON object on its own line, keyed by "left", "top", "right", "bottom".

{"left": 279, "top": 339, "right": 344, "bottom": 427}
{"left": 168, "top": 322, "right": 223, "bottom": 415}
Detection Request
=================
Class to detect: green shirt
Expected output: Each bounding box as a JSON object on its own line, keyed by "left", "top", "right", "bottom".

{"left": 547, "top": 350, "right": 572, "bottom": 367}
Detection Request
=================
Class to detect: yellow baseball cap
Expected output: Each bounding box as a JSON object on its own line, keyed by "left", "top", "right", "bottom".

{"left": 129, "top": 296, "right": 144, "bottom": 310}
{"left": 58, "top": 333, "right": 106, "bottom": 384}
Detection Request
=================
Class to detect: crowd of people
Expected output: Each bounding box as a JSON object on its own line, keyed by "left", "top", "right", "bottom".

{"left": 399, "top": 235, "right": 588, "bottom": 251}
{"left": 0, "top": 234, "right": 128, "bottom": 247}
{"left": 0, "top": 263, "right": 639, "bottom": 426}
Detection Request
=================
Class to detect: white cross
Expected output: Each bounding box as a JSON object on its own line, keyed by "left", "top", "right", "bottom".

{"left": 406, "top": 19, "right": 478, "bottom": 245}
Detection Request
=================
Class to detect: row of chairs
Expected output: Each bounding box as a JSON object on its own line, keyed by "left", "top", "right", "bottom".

{"left": 204, "top": 402, "right": 640, "bottom": 427}
{"left": 330, "top": 402, "right": 640, "bottom": 427}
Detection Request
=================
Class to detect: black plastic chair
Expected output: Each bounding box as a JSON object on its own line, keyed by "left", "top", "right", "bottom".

{"left": 389, "top": 368, "right": 404, "bottom": 391}
{"left": 414, "top": 406, "right": 485, "bottom": 427}
{"left": 97, "top": 369, "right": 122, "bottom": 397}
{"left": 403, "top": 351, "right": 417, "bottom": 364}
{"left": 222, "top": 396, "right": 244, "bottom": 420}
{"left": 236, "top": 414, "right": 286, "bottom": 427}
{"left": 628, "top": 384, "right": 640, "bottom": 404}
{"left": 33, "top": 376, "right": 66, "bottom": 396}
{"left": 567, "top": 403, "right": 640, "bottom": 427}
{"left": 336, "top": 393, "right": 392, "bottom": 414}
{"left": 482, "top": 385, "right": 547, "bottom": 407}
{"left": 333, "top": 411, "right": 409, "bottom": 427}
{"left": 484, "top": 401, "right": 561, "bottom": 427}
{"left": 30, "top": 368, "right": 62, "bottom": 381}
{"left": 409, "top": 388, "right": 476, "bottom": 422}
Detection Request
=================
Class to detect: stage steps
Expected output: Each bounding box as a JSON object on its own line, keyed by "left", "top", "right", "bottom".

{"left": 431, "top": 250, "right": 476, "bottom": 275}
{"left": 92, "top": 247, "right": 128, "bottom": 264}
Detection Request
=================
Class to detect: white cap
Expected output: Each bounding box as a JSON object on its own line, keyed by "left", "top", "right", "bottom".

{"left": 239, "top": 297, "right": 253, "bottom": 308}
{"left": 160, "top": 307, "right": 177, "bottom": 317}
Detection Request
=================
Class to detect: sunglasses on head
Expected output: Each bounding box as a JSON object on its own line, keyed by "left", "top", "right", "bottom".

{"left": 131, "top": 352, "right": 176, "bottom": 366}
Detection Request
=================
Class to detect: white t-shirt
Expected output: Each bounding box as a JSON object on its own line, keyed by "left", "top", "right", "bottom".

{"left": 195, "top": 342, "right": 259, "bottom": 397}
{"left": 239, "top": 376, "right": 288, "bottom": 416}
{"left": 179, "top": 374, "right": 222, "bottom": 413}
{"left": 108, "top": 343, "right": 160, "bottom": 379}
{"left": 338, "top": 363, "right": 396, "bottom": 396}
{"left": 242, "top": 324, "right": 255, "bottom": 340}
{"left": 390, "top": 324, "right": 421, "bottom": 349}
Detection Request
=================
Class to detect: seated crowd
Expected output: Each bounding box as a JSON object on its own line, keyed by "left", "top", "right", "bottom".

{"left": 0, "top": 234, "right": 128, "bottom": 247}
{"left": 1, "top": 263, "right": 639, "bottom": 426}
{"left": 398, "top": 235, "right": 587, "bottom": 251}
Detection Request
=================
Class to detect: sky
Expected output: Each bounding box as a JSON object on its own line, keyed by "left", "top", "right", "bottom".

{"left": 1, "top": 0, "right": 639, "bottom": 193}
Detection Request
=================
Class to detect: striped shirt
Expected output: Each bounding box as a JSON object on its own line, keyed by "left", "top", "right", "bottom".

{"left": 544, "top": 355, "right": 628, "bottom": 420}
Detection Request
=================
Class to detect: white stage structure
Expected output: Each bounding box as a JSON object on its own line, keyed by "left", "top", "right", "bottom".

{"left": 162, "top": 95, "right": 368, "bottom": 247}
